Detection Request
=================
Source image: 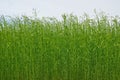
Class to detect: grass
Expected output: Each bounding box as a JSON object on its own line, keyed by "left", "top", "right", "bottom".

{"left": 0, "top": 13, "right": 120, "bottom": 80}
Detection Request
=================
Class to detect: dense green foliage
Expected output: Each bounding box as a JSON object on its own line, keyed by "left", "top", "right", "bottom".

{"left": 0, "top": 13, "right": 120, "bottom": 80}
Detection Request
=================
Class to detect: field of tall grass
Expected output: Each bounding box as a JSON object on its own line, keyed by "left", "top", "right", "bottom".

{"left": 0, "top": 13, "right": 120, "bottom": 80}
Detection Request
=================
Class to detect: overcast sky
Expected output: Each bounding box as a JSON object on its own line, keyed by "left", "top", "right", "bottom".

{"left": 0, "top": 0, "right": 120, "bottom": 18}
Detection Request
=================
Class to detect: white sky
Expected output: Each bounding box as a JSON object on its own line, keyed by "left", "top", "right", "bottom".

{"left": 0, "top": 0, "right": 120, "bottom": 18}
